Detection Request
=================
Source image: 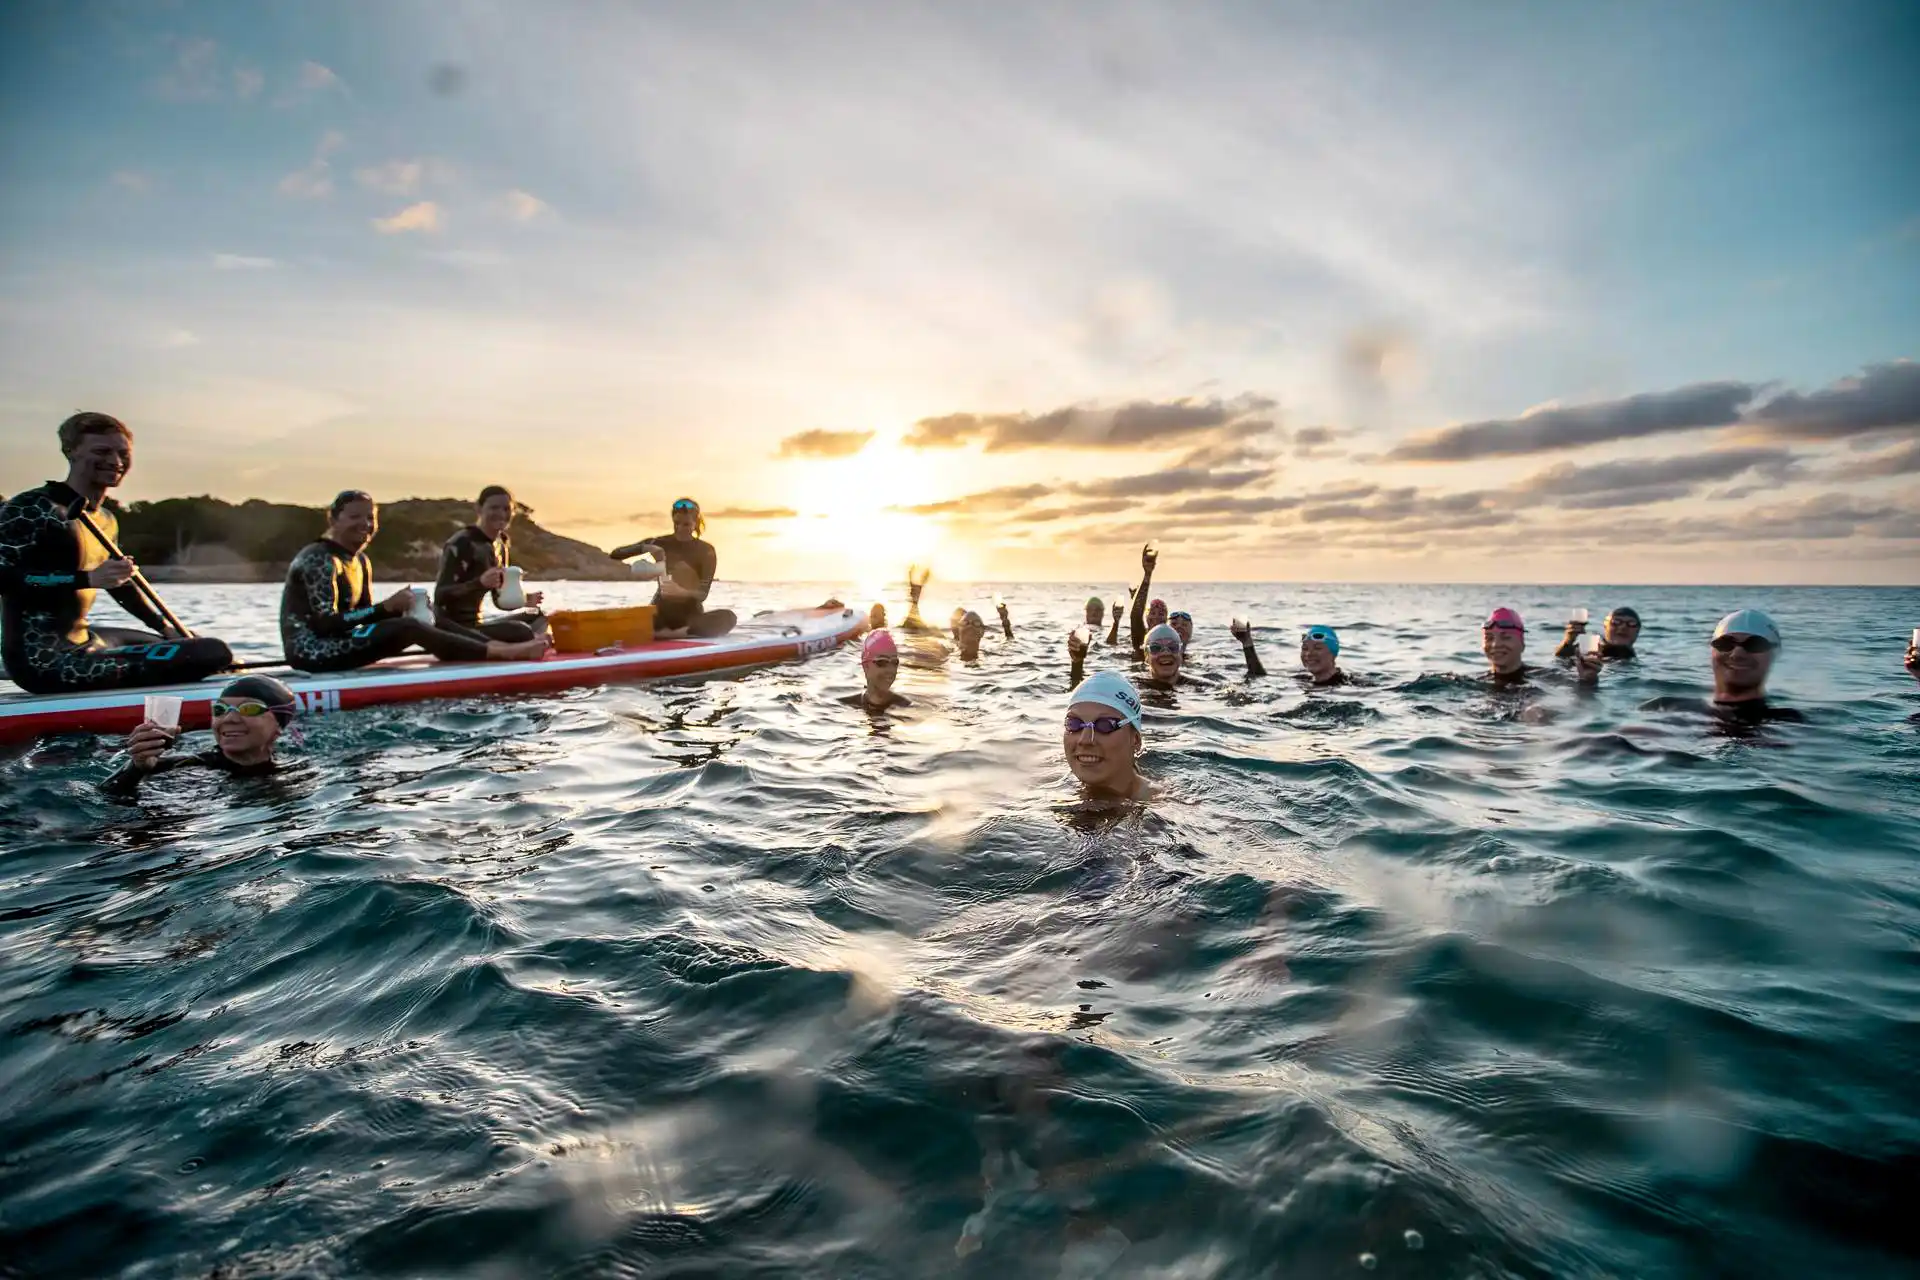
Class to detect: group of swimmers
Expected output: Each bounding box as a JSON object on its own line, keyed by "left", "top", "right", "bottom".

{"left": 3, "top": 413, "right": 1918, "bottom": 801}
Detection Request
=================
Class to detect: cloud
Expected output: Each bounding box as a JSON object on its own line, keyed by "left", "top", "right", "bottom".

{"left": 372, "top": 202, "right": 444, "bottom": 234}
{"left": 774, "top": 428, "right": 874, "bottom": 459}
{"left": 211, "top": 253, "right": 277, "bottom": 270}
{"left": 159, "top": 328, "right": 200, "bottom": 349}
{"left": 234, "top": 67, "right": 264, "bottom": 100}
{"left": 278, "top": 131, "right": 343, "bottom": 199}
{"left": 1744, "top": 361, "right": 1920, "bottom": 440}
{"left": 1387, "top": 380, "right": 1759, "bottom": 462}
{"left": 1168, "top": 495, "right": 1305, "bottom": 516}
{"left": 110, "top": 171, "right": 150, "bottom": 194}
{"left": 1174, "top": 418, "right": 1282, "bottom": 469}
{"left": 1072, "top": 466, "right": 1272, "bottom": 498}
{"left": 902, "top": 395, "right": 1273, "bottom": 452}
{"left": 298, "top": 62, "right": 340, "bottom": 91}
{"left": 1293, "top": 425, "right": 1345, "bottom": 458}
{"left": 1514, "top": 446, "right": 1800, "bottom": 498}
{"left": 891, "top": 484, "right": 1051, "bottom": 515}
{"left": 1828, "top": 439, "right": 1920, "bottom": 480}
{"left": 503, "top": 190, "right": 550, "bottom": 222}
{"left": 358, "top": 160, "right": 424, "bottom": 195}
{"left": 154, "top": 37, "right": 222, "bottom": 101}
{"left": 706, "top": 506, "right": 798, "bottom": 519}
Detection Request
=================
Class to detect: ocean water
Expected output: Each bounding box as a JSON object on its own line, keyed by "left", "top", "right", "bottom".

{"left": 2, "top": 581, "right": 1918, "bottom": 1279}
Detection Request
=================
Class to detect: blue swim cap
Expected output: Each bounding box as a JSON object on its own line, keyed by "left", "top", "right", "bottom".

{"left": 1302, "top": 625, "right": 1340, "bottom": 656}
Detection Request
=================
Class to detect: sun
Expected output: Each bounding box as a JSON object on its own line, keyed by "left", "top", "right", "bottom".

{"left": 782, "top": 445, "right": 976, "bottom": 593}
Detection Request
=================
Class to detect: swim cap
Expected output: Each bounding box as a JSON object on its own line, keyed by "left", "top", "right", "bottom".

{"left": 1148, "top": 598, "right": 1168, "bottom": 615}
{"left": 1145, "top": 623, "right": 1182, "bottom": 651}
{"left": 1169, "top": 610, "right": 1193, "bottom": 625}
{"left": 1086, "top": 596, "right": 1103, "bottom": 611}
{"left": 1068, "top": 670, "right": 1143, "bottom": 730}
{"left": 1712, "top": 609, "right": 1780, "bottom": 648}
{"left": 220, "top": 674, "right": 298, "bottom": 726}
{"left": 1485, "top": 607, "right": 1524, "bottom": 632}
{"left": 861, "top": 629, "right": 897, "bottom": 661}
{"left": 961, "top": 610, "right": 985, "bottom": 629}
{"left": 1607, "top": 606, "right": 1640, "bottom": 624}
{"left": 1302, "top": 625, "right": 1340, "bottom": 656}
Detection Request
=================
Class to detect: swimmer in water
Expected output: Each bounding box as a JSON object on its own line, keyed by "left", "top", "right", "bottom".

{"left": 1126, "top": 544, "right": 1159, "bottom": 657}
{"left": 281, "top": 491, "right": 550, "bottom": 672}
{"left": 1063, "top": 670, "right": 1154, "bottom": 801}
{"left": 1106, "top": 598, "right": 1123, "bottom": 647}
{"left": 1907, "top": 632, "right": 1920, "bottom": 682}
{"left": 954, "top": 610, "right": 988, "bottom": 661}
{"left": 1232, "top": 622, "right": 1349, "bottom": 685}
{"left": 1142, "top": 622, "right": 1185, "bottom": 687}
{"left": 609, "top": 498, "right": 735, "bottom": 639}
{"left": 839, "top": 629, "right": 910, "bottom": 712}
{"left": 995, "top": 597, "right": 1013, "bottom": 640}
{"left": 1642, "top": 609, "right": 1805, "bottom": 726}
{"left": 1482, "top": 607, "right": 1533, "bottom": 688}
{"left": 1, "top": 412, "right": 234, "bottom": 694}
{"left": 1556, "top": 606, "right": 1640, "bottom": 661}
{"left": 1083, "top": 597, "right": 1105, "bottom": 629}
{"left": 102, "top": 675, "right": 297, "bottom": 796}
{"left": 1168, "top": 609, "right": 1194, "bottom": 651}
{"left": 869, "top": 602, "right": 887, "bottom": 631}
{"left": 434, "top": 485, "right": 546, "bottom": 642}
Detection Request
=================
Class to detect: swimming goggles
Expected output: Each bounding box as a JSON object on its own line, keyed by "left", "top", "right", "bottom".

{"left": 211, "top": 699, "right": 285, "bottom": 718}
{"left": 1482, "top": 621, "right": 1524, "bottom": 633}
{"left": 1146, "top": 641, "right": 1182, "bottom": 656}
{"left": 867, "top": 655, "right": 899, "bottom": 668}
{"left": 1064, "top": 715, "right": 1130, "bottom": 735}
{"left": 1169, "top": 611, "right": 1193, "bottom": 624}
{"left": 1710, "top": 634, "right": 1774, "bottom": 654}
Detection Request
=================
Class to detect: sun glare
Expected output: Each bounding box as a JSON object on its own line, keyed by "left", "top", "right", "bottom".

{"left": 782, "top": 445, "right": 973, "bottom": 594}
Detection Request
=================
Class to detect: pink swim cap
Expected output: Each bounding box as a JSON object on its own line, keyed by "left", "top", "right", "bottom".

{"left": 1484, "top": 607, "right": 1525, "bottom": 632}
{"left": 861, "top": 629, "right": 898, "bottom": 660}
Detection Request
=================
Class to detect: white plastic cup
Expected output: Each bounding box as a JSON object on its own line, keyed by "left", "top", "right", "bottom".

{"left": 1570, "top": 607, "right": 1589, "bottom": 626}
{"left": 1911, "top": 627, "right": 1920, "bottom": 648}
{"left": 1232, "top": 616, "right": 1248, "bottom": 632}
{"left": 630, "top": 555, "right": 664, "bottom": 581}
{"left": 497, "top": 565, "right": 527, "bottom": 609}
{"left": 143, "top": 694, "right": 181, "bottom": 729}
{"left": 408, "top": 586, "right": 434, "bottom": 624}
{"left": 993, "top": 592, "right": 1005, "bottom": 610}
{"left": 1577, "top": 633, "right": 1602, "bottom": 658}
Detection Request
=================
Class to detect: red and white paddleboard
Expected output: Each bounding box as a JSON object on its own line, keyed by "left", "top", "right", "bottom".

{"left": 0, "top": 606, "right": 863, "bottom": 744}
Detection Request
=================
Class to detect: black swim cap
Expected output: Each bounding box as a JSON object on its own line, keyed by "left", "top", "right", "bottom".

{"left": 220, "top": 675, "right": 299, "bottom": 726}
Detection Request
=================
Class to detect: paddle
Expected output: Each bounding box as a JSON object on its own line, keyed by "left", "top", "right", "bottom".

{"left": 65, "top": 496, "right": 196, "bottom": 639}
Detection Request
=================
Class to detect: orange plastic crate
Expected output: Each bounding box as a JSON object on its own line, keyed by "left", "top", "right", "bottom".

{"left": 548, "top": 605, "right": 655, "bottom": 652}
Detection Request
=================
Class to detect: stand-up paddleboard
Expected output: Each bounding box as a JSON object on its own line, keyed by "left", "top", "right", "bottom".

{"left": 0, "top": 606, "right": 862, "bottom": 744}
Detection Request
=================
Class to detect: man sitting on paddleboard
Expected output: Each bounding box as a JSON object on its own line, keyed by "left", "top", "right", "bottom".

{"left": 102, "top": 675, "right": 298, "bottom": 797}
{"left": 609, "top": 497, "right": 735, "bottom": 639}
{"left": 0, "top": 412, "right": 233, "bottom": 694}
{"left": 281, "top": 491, "right": 549, "bottom": 672}
{"left": 434, "top": 485, "right": 546, "bottom": 642}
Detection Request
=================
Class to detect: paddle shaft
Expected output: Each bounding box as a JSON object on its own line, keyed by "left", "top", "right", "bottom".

{"left": 66, "top": 501, "right": 196, "bottom": 639}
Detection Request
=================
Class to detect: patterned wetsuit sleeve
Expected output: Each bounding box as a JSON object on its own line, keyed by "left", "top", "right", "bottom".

{"left": 293, "top": 545, "right": 377, "bottom": 637}
{"left": 434, "top": 534, "right": 488, "bottom": 613}
{"left": 107, "top": 583, "right": 170, "bottom": 633}
{"left": 0, "top": 495, "right": 85, "bottom": 594}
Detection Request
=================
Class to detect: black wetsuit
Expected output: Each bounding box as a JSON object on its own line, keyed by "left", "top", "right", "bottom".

{"left": 103, "top": 748, "right": 279, "bottom": 797}
{"left": 635, "top": 533, "right": 717, "bottom": 630}
{"left": 1641, "top": 696, "right": 1807, "bottom": 726}
{"left": 837, "top": 691, "right": 912, "bottom": 711}
{"left": 280, "top": 538, "right": 494, "bottom": 672}
{"left": 433, "top": 525, "right": 538, "bottom": 642}
{"left": 0, "top": 481, "right": 232, "bottom": 694}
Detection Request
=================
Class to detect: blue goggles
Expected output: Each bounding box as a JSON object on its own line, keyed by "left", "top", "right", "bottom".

{"left": 1300, "top": 626, "right": 1340, "bottom": 656}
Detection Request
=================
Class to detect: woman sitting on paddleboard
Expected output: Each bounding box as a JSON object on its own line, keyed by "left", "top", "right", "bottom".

{"left": 609, "top": 498, "right": 735, "bottom": 639}
{"left": 280, "top": 491, "right": 549, "bottom": 672}
{"left": 434, "top": 485, "right": 546, "bottom": 642}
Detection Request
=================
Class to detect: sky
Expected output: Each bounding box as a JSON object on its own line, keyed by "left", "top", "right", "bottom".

{"left": 1, "top": 0, "right": 1917, "bottom": 584}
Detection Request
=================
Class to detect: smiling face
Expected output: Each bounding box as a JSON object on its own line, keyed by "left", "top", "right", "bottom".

{"left": 672, "top": 503, "right": 699, "bottom": 538}
{"left": 1147, "top": 600, "right": 1169, "bottom": 628}
{"left": 1711, "top": 633, "right": 1775, "bottom": 698}
{"left": 477, "top": 491, "right": 514, "bottom": 538}
{"left": 1170, "top": 614, "right": 1193, "bottom": 647}
{"left": 1300, "top": 637, "right": 1337, "bottom": 681}
{"left": 65, "top": 428, "right": 133, "bottom": 495}
{"left": 1062, "top": 699, "right": 1140, "bottom": 794}
{"left": 214, "top": 702, "right": 281, "bottom": 763}
{"left": 1482, "top": 624, "right": 1524, "bottom": 673}
{"left": 328, "top": 499, "right": 378, "bottom": 554}
{"left": 1146, "top": 637, "right": 1183, "bottom": 681}
{"left": 956, "top": 615, "right": 986, "bottom": 660}
{"left": 1084, "top": 600, "right": 1104, "bottom": 626}
{"left": 863, "top": 652, "right": 899, "bottom": 697}
{"left": 1603, "top": 612, "right": 1641, "bottom": 648}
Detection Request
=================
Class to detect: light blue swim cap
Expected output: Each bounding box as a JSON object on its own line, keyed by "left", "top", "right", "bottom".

{"left": 1068, "top": 670, "right": 1143, "bottom": 730}
{"left": 1301, "top": 625, "right": 1340, "bottom": 656}
{"left": 1713, "top": 609, "right": 1780, "bottom": 648}
{"left": 1145, "top": 623, "right": 1182, "bottom": 651}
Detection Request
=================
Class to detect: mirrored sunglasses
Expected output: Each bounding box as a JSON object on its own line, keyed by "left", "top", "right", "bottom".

{"left": 1710, "top": 634, "right": 1773, "bottom": 654}
{"left": 211, "top": 699, "right": 281, "bottom": 718}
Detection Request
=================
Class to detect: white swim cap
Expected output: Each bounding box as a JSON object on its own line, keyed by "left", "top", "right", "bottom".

{"left": 1145, "top": 623, "right": 1182, "bottom": 651}
{"left": 1068, "top": 670, "right": 1143, "bottom": 730}
{"left": 1712, "top": 608, "right": 1780, "bottom": 648}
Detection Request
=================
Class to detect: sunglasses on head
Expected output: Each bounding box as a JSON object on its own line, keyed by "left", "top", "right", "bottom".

{"left": 211, "top": 699, "right": 282, "bottom": 718}
{"left": 1711, "top": 634, "right": 1774, "bottom": 654}
{"left": 672, "top": 499, "right": 699, "bottom": 512}
{"left": 1064, "top": 715, "right": 1130, "bottom": 735}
